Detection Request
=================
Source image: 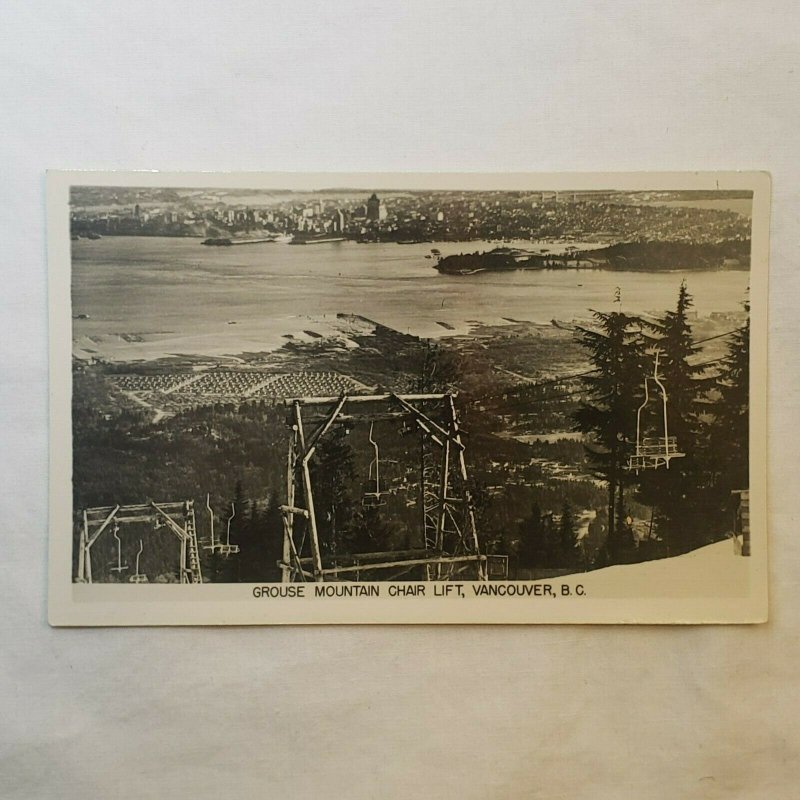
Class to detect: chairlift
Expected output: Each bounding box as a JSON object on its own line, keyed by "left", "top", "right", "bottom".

{"left": 218, "top": 500, "right": 240, "bottom": 556}
{"left": 203, "top": 493, "right": 218, "bottom": 552}
{"left": 129, "top": 538, "right": 149, "bottom": 583}
{"left": 362, "top": 421, "right": 387, "bottom": 508}
{"left": 397, "top": 418, "right": 415, "bottom": 437}
{"left": 626, "top": 350, "right": 686, "bottom": 473}
{"left": 109, "top": 522, "right": 128, "bottom": 574}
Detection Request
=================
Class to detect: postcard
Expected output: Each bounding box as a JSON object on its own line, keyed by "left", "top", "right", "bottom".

{"left": 47, "top": 171, "right": 769, "bottom": 625}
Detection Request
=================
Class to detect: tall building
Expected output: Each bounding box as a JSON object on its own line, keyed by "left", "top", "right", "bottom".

{"left": 366, "top": 193, "right": 382, "bottom": 222}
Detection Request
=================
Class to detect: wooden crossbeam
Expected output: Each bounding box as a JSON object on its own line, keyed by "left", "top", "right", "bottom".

{"left": 86, "top": 502, "right": 187, "bottom": 515}
{"left": 150, "top": 503, "right": 188, "bottom": 542}
{"left": 285, "top": 393, "right": 449, "bottom": 406}
{"left": 277, "top": 562, "right": 315, "bottom": 580}
{"left": 280, "top": 504, "right": 310, "bottom": 518}
{"left": 302, "top": 394, "right": 347, "bottom": 462}
{"left": 302, "top": 412, "right": 409, "bottom": 425}
{"left": 322, "top": 554, "right": 485, "bottom": 577}
{"left": 294, "top": 547, "right": 434, "bottom": 565}
{"left": 390, "top": 394, "right": 464, "bottom": 451}
{"left": 86, "top": 505, "right": 120, "bottom": 548}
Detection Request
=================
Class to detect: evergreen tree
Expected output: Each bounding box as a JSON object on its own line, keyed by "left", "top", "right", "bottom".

{"left": 573, "top": 308, "right": 644, "bottom": 562}
{"left": 707, "top": 300, "right": 750, "bottom": 498}
{"left": 540, "top": 512, "right": 560, "bottom": 567}
{"left": 644, "top": 281, "right": 705, "bottom": 444}
{"left": 237, "top": 498, "right": 273, "bottom": 582}
{"left": 414, "top": 339, "right": 462, "bottom": 392}
{"left": 637, "top": 282, "right": 708, "bottom": 553}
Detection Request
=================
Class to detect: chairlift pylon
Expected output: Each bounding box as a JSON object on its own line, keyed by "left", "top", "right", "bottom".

{"left": 362, "top": 421, "right": 387, "bottom": 508}
{"left": 626, "top": 349, "right": 686, "bottom": 473}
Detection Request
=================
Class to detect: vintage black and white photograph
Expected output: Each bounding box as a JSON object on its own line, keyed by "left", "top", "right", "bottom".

{"left": 47, "top": 171, "right": 768, "bottom": 625}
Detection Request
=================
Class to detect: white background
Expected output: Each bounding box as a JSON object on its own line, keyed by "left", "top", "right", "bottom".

{"left": 1, "top": 2, "right": 798, "bottom": 797}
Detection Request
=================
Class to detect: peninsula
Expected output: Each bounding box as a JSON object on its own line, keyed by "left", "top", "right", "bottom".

{"left": 434, "top": 240, "right": 750, "bottom": 275}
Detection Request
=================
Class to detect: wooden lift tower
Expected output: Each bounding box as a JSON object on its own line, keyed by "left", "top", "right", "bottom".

{"left": 280, "top": 393, "right": 488, "bottom": 582}
{"left": 77, "top": 500, "right": 203, "bottom": 584}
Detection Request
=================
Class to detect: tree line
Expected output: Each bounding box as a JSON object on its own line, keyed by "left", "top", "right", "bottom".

{"left": 571, "top": 282, "right": 748, "bottom": 565}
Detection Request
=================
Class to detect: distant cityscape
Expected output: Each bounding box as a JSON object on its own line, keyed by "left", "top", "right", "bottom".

{"left": 70, "top": 188, "right": 751, "bottom": 245}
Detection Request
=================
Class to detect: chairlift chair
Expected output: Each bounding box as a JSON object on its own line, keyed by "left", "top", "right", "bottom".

{"left": 218, "top": 501, "right": 240, "bottom": 556}
{"left": 129, "top": 538, "right": 149, "bottom": 583}
{"left": 203, "top": 493, "right": 218, "bottom": 552}
{"left": 626, "top": 350, "right": 686, "bottom": 473}
{"left": 362, "top": 421, "right": 387, "bottom": 508}
{"left": 109, "top": 522, "right": 128, "bottom": 574}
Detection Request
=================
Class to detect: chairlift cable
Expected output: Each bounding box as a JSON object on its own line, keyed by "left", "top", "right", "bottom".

{"left": 509, "top": 327, "right": 745, "bottom": 395}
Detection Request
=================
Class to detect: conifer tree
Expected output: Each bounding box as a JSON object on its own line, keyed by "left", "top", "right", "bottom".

{"left": 708, "top": 300, "right": 750, "bottom": 496}
{"left": 237, "top": 497, "right": 273, "bottom": 582}
{"left": 573, "top": 308, "right": 643, "bottom": 562}
{"left": 637, "top": 282, "right": 708, "bottom": 553}
{"left": 540, "top": 512, "right": 561, "bottom": 568}
{"left": 645, "top": 281, "right": 705, "bottom": 444}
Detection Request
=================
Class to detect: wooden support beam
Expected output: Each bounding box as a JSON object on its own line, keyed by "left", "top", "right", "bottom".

{"left": 285, "top": 393, "right": 450, "bottom": 407}
{"left": 447, "top": 394, "right": 486, "bottom": 580}
{"left": 302, "top": 395, "right": 347, "bottom": 463}
{"left": 180, "top": 536, "right": 188, "bottom": 583}
{"left": 281, "top": 433, "right": 297, "bottom": 584}
{"left": 302, "top": 411, "right": 409, "bottom": 425}
{"left": 390, "top": 394, "right": 464, "bottom": 451}
{"left": 281, "top": 509, "right": 307, "bottom": 582}
{"left": 321, "top": 554, "right": 485, "bottom": 577}
{"left": 78, "top": 510, "right": 88, "bottom": 583}
{"left": 86, "top": 505, "right": 120, "bottom": 548}
{"left": 150, "top": 503, "right": 189, "bottom": 543}
{"left": 87, "top": 502, "right": 187, "bottom": 516}
{"left": 435, "top": 440, "right": 451, "bottom": 578}
{"left": 295, "top": 403, "right": 324, "bottom": 580}
{"left": 277, "top": 561, "right": 315, "bottom": 580}
{"left": 294, "top": 547, "right": 434, "bottom": 565}
{"left": 280, "top": 504, "right": 310, "bottom": 518}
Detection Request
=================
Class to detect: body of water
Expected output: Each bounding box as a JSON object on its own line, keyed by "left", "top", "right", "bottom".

{"left": 71, "top": 237, "right": 750, "bottom": 361}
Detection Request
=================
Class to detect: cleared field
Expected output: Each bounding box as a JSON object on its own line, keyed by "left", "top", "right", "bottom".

{"left": 112, "top": 370, "right": 370, "bottom": 407}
